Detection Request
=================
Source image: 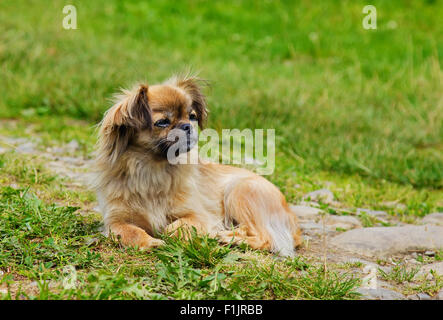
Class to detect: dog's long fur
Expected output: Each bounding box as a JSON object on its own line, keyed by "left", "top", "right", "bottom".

{"left": 90, "top": 75, "right": 302, "bottom": 257}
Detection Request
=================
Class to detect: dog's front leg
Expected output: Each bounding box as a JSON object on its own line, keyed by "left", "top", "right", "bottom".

{"left": 109, "top": 222, "right": 165, "bottom": 250}
{"left": 164, "top": 214, "right": 207, "bottom": 240}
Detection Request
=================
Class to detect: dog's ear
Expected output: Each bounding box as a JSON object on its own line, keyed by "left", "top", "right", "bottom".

{"left": 99, "top": 84, "right": 152, "bottom": 164}
{"left": 176, "top": 76, "right": 208, "bottom": 128}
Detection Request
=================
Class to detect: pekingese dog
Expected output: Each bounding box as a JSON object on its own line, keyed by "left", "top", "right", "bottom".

{"left": 91, "top": 75, "right": 302, "bottom": 257}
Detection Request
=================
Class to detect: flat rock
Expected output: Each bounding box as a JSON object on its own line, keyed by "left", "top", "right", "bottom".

{"left": 417, "top": 293, "right": 432, "bottom": 300}
{"left": 299, "top": 221, "right": 333, "bottom": 236}
{"left": 330, "top": 225, "right": 443, "bottom": 258}
{"left": 58, "top": 156, "right": 86, "bottom": 166}
{"left": 435, "top": 288, "right": 443, "bottom": 300}
{"left": 3, "top": 137, "right": 29, "bottom": 145}
{"left": 424, "top": 250, "right": 435, "bottom": 256}
{"left": 325, "top": 215, "right": 362, "bottom": 230}
{"left": 66, "top": 139, "right": 80, "bottom": 152}
{"left": 356, "top": 287, "right": 404, "bottom": 300}
{"left": 421, "top": 213, "right": 443, "bottom": 226}
{"left": 300, "top": 221, "right": 327, "bottom": 232}
{"left": 407, "top": 293, "right": 432, "bottom": 300}
{"left": 46, "top": 146, "right": 65, "bottom": 154}
{"left": 302, "top": 189, "right": 335, "bottom": 204}
{"left": 15, "top": 141, "right": 37, "bottom": 154}
{"left": 290, "top": 205, "right": 323, "bottom": 219}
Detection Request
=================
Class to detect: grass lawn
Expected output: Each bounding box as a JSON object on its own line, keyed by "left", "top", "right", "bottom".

{"left": 0, "top": 0, "right": 442, "bottom": 299}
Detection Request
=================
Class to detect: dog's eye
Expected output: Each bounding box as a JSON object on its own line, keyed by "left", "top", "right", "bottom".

{"left": 154, "top": 119, "right": 170, "bottom": 128}
{"left": 189, "top": 113, "right": 198, "bottom": 121}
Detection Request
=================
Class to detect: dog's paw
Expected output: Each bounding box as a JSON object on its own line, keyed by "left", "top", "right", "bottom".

{"left": 139, "top": 237, "right": 165, "bottom": 250}
{"left": 216, "top": 230, "right": 245, "bottom": 245}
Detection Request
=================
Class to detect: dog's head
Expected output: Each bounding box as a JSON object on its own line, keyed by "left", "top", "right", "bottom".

{"left": 98, "top": 75, "right": 208, "bottom": 164}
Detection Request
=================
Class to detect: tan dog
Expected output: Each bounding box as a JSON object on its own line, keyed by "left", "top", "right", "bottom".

{"left": 91, "top": 75, "right": 302, "bottom": 257}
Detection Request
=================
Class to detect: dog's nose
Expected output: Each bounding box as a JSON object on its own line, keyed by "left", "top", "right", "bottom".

{"left": 179, "top": 123, "right": 191, "bottom": 133}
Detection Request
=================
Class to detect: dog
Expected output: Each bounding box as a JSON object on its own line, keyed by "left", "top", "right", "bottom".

{"left": 91, "top": 75, "right": 302, "bottom": 257}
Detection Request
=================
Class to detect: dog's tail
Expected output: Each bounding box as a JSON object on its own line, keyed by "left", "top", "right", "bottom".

{"left": 224, "top": 176, "right": 301, "bottom": 257}
{"left": 264, "top": 209, "right": 300, "bottom": 257}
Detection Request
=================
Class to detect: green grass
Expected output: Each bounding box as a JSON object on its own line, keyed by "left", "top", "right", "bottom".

{"left": 156, "top": 228, "right": 233, "bottom": 268}
{"left": 0, "top": 186, "right": 360, "bottom": 300}
{"left": 0, "top": 0, "right": 442, "bottom": 300}
{"left": 378, "top": 264, "right": 420, "bottom": 284}
{"left": 0, "top": 153, "right": 56, "bottom": 186}
{"left": 0, "top": 187, "right": 103, "bottom": 274}
{"left": 0, "top": 0, "right": 442, "bottom": 188}
{"left": 378, "top": 263, "right": 443, "bottom": 296}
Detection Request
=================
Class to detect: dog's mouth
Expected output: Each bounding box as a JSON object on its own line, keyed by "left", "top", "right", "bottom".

{"left": 156, "top": 132, "right": 197, "bottom": 159}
